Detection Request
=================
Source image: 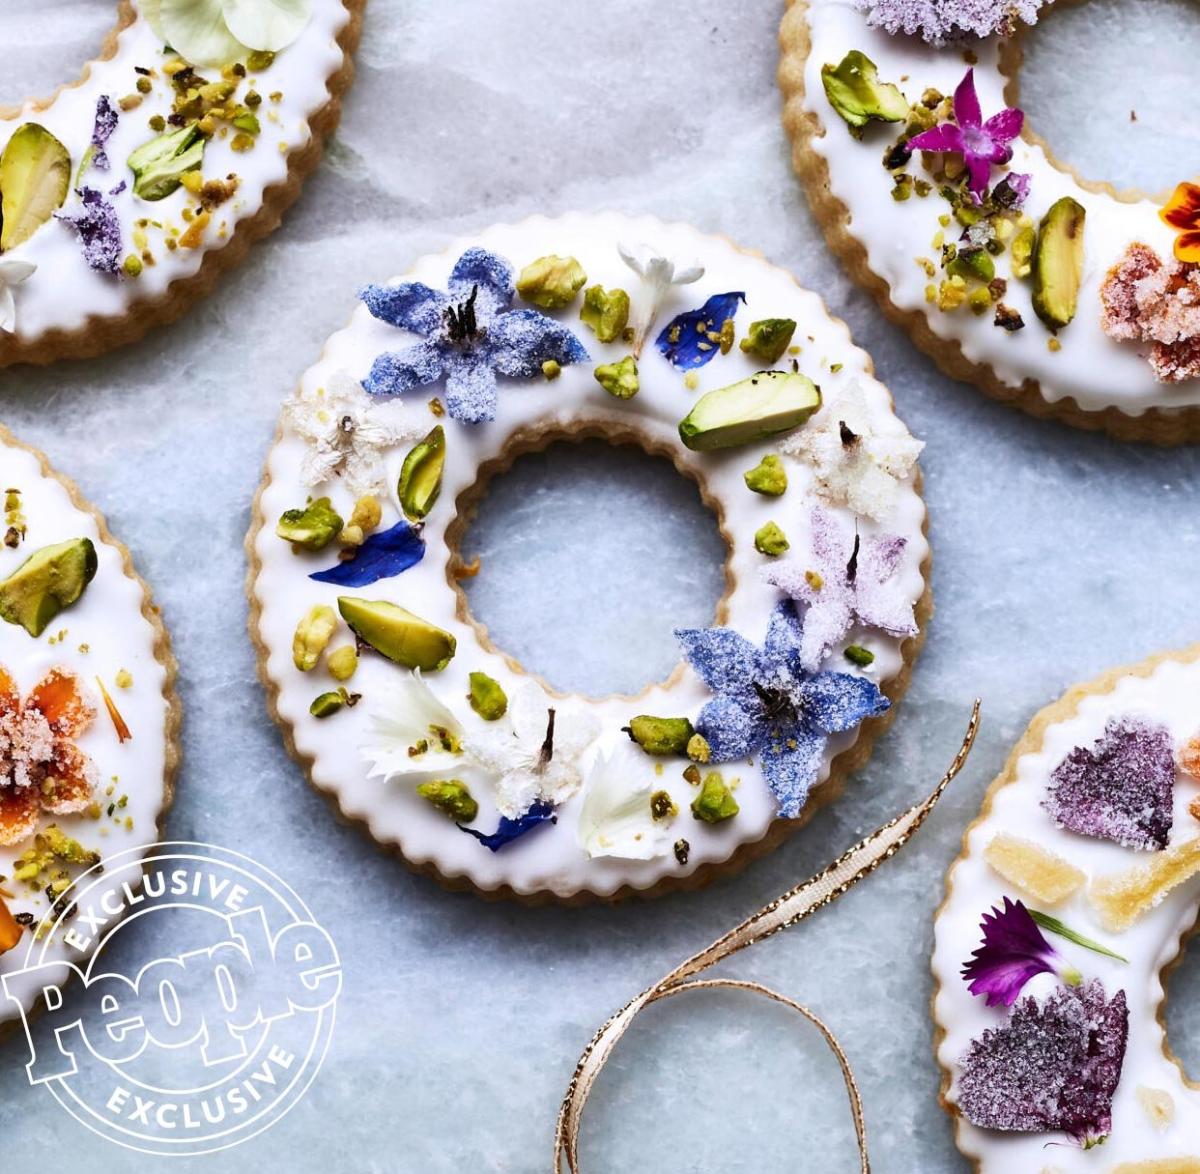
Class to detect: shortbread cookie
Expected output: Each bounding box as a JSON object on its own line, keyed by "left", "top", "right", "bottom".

{"left": 0, "top": 425, "right": 179, "bottom": 1023}
{"left": 933, "top": 646, "right": 1200, "bottom": 1170}
{"left": 247, "top": 212, "right": 931, "bottom": 902}
{"left": 779, "top": 0, "right": 1200, "bottom": 442}
{"left": 0, "top": 0, "right": 361, "bottom": 365}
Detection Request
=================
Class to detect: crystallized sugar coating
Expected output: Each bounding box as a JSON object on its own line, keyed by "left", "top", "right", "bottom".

{"left": 957, "top": 980, "right": 1129, "bottom": 1143}
{"left": 0, "top": 706, "right": 55, "bottom": 790}
{"left": 1042, "top": 715, "right": 1176, "bottom": 851}
{"left": 56, "top": 186, "right": 125, "bottom": 276}
{"left": 856, "top": 0, "right": 1043, "bottom": 44}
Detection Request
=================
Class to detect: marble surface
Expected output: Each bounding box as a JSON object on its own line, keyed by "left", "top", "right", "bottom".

{"left": 2, "top": 0, "right": 1200, "bottom": 1170}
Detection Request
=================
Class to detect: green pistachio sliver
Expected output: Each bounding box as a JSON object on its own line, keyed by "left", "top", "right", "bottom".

{"left": 844, "top": 644, "right": 875, "bottom": 667}
{"left": 468, "top": 671, "right": 508, "bottom": 721}
{"left": 594, "top": 355, "right": 639, "bottom": 399}
{"left": 691, "top": 772, "right": 739, "bottom": 824}
{"left": 310, "top": 688, "right": 349, "bottom": 718}
{"left": 277, "top": 497, "right": 343, "bottom": 552}
{"left": 739, "top": 318, "right": 797, "bottom": 364}
{"left": 397, "top": 426, "right": 445, "bottom": 521}
{"left": 417, "top": 779, "right": 478, "bottom": 822}
{"left": 579, "top": 285, "right": 630, "bottom": 342}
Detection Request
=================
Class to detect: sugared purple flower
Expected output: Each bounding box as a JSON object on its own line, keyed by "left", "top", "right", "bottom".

{"left": 359, "top": 248, "right": 589, "bottom": 424}
{"left": 676, "top": 601, "right": 890, "bottom": 817}
{"left": 908, "top": 69, "right": 1024, "bottom": 201}
{"left": 1043, "top": 715, "right": 1175, "bottom": 851}
{"left": 90, "top": 95, "right": 118, "bottom": 171}
{"left": 857, "top": 0, "right": 1044, "bottom": 45}
{"left": 993, "top": 171, "right": 1031, "bottom": 210}
{"left": 762, "top": 507, "right": 915, "bottom": 672}
{"left": 957, "top": 980, "right": 1128, "bottom": 1147}
{"left": 56, "top": 183, "right": 125, "bottom": 275}
{"left": 962, "top": 897, "right": 1082, "bottom": 1008}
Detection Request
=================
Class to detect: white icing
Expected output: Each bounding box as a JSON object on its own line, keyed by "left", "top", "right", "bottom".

{"left": 1, "top": 0, "right": 351, "bottom": 342}
{"left": 932, "top": 654, "right": 1200, "bottom": 1170}
{"left": 249, "top": 212, "right": 929, "bottom": 899}
{"left": 800, "top": 1, "right": 1200, "bottom": 416}
{"left": 0, "top": 433, "right": 172, "bottom": 1022}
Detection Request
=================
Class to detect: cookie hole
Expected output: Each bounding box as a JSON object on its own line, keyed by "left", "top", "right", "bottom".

{"left": 1006, "top": 0, "right": 1200, "bottom": 199}
{"left": 451, "top": 432, "right": 731, "bottom": 701}
{"left": 1164, "top": 925, "right": 1200, "bottom": 1082}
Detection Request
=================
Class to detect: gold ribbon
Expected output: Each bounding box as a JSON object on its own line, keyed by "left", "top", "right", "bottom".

{"left": 553, "top": 702, "right": 982, "bottom": 1173}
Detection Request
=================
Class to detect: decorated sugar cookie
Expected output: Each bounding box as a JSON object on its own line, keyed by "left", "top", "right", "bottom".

{"left": 0, "top": 426, "right": 178, "bottom": 1022}
{"left": 0, "top": 0, "right": 361, "bottom": 365}
{"left": 933, "top": 646, "right": 1200, "bottom": 1170}
{"left": 780, "top": 0, "right": 1200, "bottom": 441}
{"left": 247, "top": 213, "right": 930, "bottom": 901}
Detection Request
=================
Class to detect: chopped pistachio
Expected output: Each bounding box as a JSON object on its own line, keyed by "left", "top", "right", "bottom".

{"left": 115, "top": 669, "right": 133, "bottom": 689}
{"left": 754, "top": 521, "right": 789, "bottom": 557}
{"left": 686, "top": 733, "right": 711, "bottom": 763}
{"left": 947, "top": 248, "right": 995, "bottom": 283}
{"left": 673, "top": 838, "right": 690, "bottom": 865}
{"left": 41, "top": 825, "right": 100, "bottom": 866}
{"left": 276, "top": 497, "right": 343, "bottom": 552}
{"left": 844, "top": 644, "right": 875, "bottom": 667}
{"left": 0, "top": 538, "right": 97, "bottom": 638}
{"left": 541, "top": 359, "right": 561, "bottom": 380}
{"left": 468, "top": 671, "right": 508, "bottom": 721}
{"left": 743, "top": 454, "right": 788, "bottom": 496}
{"left": 123, "top": 254, "right": 143, "bottom": 277}
{"left": 682, "top": 763, "right": 701, "bottom": 785}
{"left": 516, "top": 254, "right": 587, "bottom": 309}
{"left": 579, "top": 284, "right": 630, "bottom": 343}
{"left": 397, "top": 426, "right": 445, "bottom": 521}
{"left": 417, "top": 779, "right": 479, "bottom": 822}
{"left": 594, "top": 355, "right": 639, "bottom": 399}
{"left": 739, "top": 318, "right": 797, "bottom": 364}
{"left": 327, "top": 644, "right": 358, "bottom": 681}
{"left": 626, "top": 715, "right": 695, "bottom": 756}
{"left": 691, "top": 772, "right": 739, "bottom": 823}
{"left": 128, "top": 123, "right": 206, "bottom": 201}
{"left": 310, "top": 688, "right": 350, "bottom": 718}
{"left": 342, "top": 495, "right": 382, "bottom": 547}
{"left": 246, "top": 50, "right": 276, "bottom": 71}
{"left": 650, "top": 790, "right": 678, "bottom": 821}
{"left": 293, "top": 605, "right": 337, "bottom": 672}
{"left": 715, "top": 318, "right": 735, "bottom": 354}
{"left": 1010, "top": 225, "right": 1035, "bottom": 280}
{"left": 821, "top": 50, "right": 909, "bottom": 138}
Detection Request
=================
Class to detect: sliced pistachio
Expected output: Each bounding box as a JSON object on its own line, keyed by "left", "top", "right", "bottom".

{"left": 417, "top": 779, "right": 479, "bottom": 822}
{"left": 468, "top": 671, "right": 508, "bottom": 720}
{"left": 0, "top": 537, "right": 97, "bottom": 638}
{"left": 0, "top": 123, "right": 71, "bottom": 250}
{"left": 128, "top": 123, "right": 206, "bottom": 201}
{"left": 678, "top": 371, "right": 820, "bottom": 452}
{"left": 579, "top": 284, "right": 630, "bottom": 343}
{"left": 1010, "top": 226, "right": 1035, "bottom": 280}
{"left": 276, "top": 497, "right": 343, "bottom": 552}
{"left": 691, "top": 772, "right": 739, "bottom": 823}
{"left": 338, "top": 597, "right": 456, "bottom": 671}
{"left": 821, "top": 51, "right": 909, "bottom": 139}
{"left": 397, "top": 426, "right": 445, "bottom": 521}
{"left": 625, "top": 715, "right": 695, "bottom": 756}
{"left": 1032, "top": 196, "right": 1086, "bottom": 331}
{"left": 310, "top": 688, "right": 349, "bottom": 718}
{"left": 739, "top": 318, "right": 797, "bottom": 365}
{"left": 743, "top": 454, "right": 788, "bottom": 496}
{"left": 516, "top": 255, "right": 587, "bottom": 309}
{"left": 844, "top": 644, "right": 875, "bottom": 667}
{"left": 594, "top": 355, "right": 639, "bottom": 399}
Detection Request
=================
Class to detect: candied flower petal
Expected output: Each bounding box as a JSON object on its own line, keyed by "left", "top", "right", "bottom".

{"left": 675, "top": 626, "right": 760, "bottom": 694}
{"left": 694, "top": 694, "right": 763, "bottom": 762}
{"left": 39, "top": 742, "right": 96, "bottom": 814}
{"left": 1160, "top": 182, "right": 1200, "bottom": 232}
{"left": 56, "top": 187, "right": 124, "bottom": 275}
{"left": 1173, "top": 229, "right": 1200, "bottom": 264}
{"left": 90, "top": 95, "right": 119, "bottom": 171}
{"left": 0, "top": 785, "right": 39, "bottom": 846}
{"left": 309, "top": 521, "right": 425, "bottom": 587}
{"left": 487, "top": 308, "right": 590, "bottom": 379}
{"left": 459, "top": 801, "right": 556, "bottom": 852}
{"left": 759, "top": 731, "right": 826, "bottom": 818}
{"left": 982, "top": 106, "right": 1024, "bottom": 150}
{"left": 655, "top": 292, "right": 746, "bottom": 369}
{"left": 961, "top": 897, "right": 1077, "bottom": 1007}
{"left": 908, "top": 123, "right": 966, "bottom": 154}
{"left": 359, "top": 672, "right": 465, "bottom": 782}
{"left": 447, "top": 246, "right": 516, "bottom": 317}
{"left": 577, "top": 742, "right": 672, "bottom": 860}
{"left": 362, "top": 339, "right": 446, "bottom": 400}
{"left": 953, "top": 68, "right": 982, "bottom": 129}
{"left": 856, "top": 0, "right": 1044, "bottom": 45}
{"left": 28, "top": 667, "right": 94, "bottom": 738}
{"left": 359, "top": 282, "right": 448, "bottom": 336}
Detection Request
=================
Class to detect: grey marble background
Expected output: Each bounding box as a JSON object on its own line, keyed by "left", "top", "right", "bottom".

{"left": 3, "top": 0, "right": 1200, "bottom": 1170}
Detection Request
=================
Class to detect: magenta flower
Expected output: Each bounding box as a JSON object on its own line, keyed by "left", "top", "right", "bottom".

{"left": 908, "top": 69, "right": 1024, "bottom": 200}
{"left": 962, "top": 897, "right": 1082, "bottom": 1007}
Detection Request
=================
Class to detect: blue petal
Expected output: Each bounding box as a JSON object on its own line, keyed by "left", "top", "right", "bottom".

{"left": 695, "top": 694, "right": 764, "bottom": 761}
{"left": 759, "top": 730, "right": 827, "bottom": 818}
{"left": 655, "top": 292, "right": 747, "bottom": 369}
{"left": 675, "top": 625, "right": 759, "bottom": 693}
{"left": 760, "top": 600, "right": 806, "bottom": 669}
{"left": 488, "top": 309, "right": 589, "bottom": 378}
{"left": 796, "top": 671, "right": 890, "bottom": 736}
{"left": 448, "top": 247, "right": 515, "bottom": 317}
{"left": 363, "top": 339, "right": 445, "bottom": 399}
{"left": 458, "top": 802, "right": 556, "bottom": 852}
{"left": 444, "top": 356, "right": 499, "bottom": 424}
{"left": 360, "top": 282, "right": 448, "bottom": 336}
{"left": 309, "top": 521, "right": 425, "bottom": 587}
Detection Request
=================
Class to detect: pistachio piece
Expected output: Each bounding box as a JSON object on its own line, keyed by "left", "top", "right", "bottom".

{"left": 417, "top": 779, "right": 479, "bottom": 822}
{"left": 1032, "top": 196, "right": 1086, "bottom": 331}
{"left": 342, "top": 495, "right": 382, "bottom": 547}
{"left": 844, "top": 644, "right": 875, "bottom": 667}
{"left": 293, "top": 604, "right": 337, "bottom": 672}
{"left": 327, "top": 644, "right": 358, "bottom": 681}
{"left": 310, "top": 689, "right": 349, "bottom": 718}
{"left": 246, "top": 50, "right": 276, "bottom": 72}
{"left": 579, "top": 284, "right": 630, "bottom": 343}
{"left": 468, "top": 671, "right": 507, "bottom": 720}
{"left": 41, "top": 824, "right": 101, "bottom": 866}
{"left": 947, "top": 248, "right": 995, "bottom": 283}
{"left": 754, "top": 521, "right": 789, "bottom": 557}
{"left": 276, "top": 497, "right": 343, "bottom": 552}
{"left": 691, "top": 772, "right": 739, "bottom": 823}
{"left": 625, "top": 715, "right": 695, "bottom": 756}
{"left": 338, "top": 597, "right": 456, "bottom": 671}
{"left": 673, "top": 838, "right": 690, "bottom": 865}
{"left": 0, "top": 537, "right": 97, "bottom": 637}
{"left": 542, "top": 359, "right": 561, "bottom": 380}
{"left": 821, "top": 51, "right": 909, "bottom": 139}
{"left": 397, "top": 426, "right": 445, "bottom": 521}
{"left": 739, "top": 318, "right": 797, "bottom": 365}
{"left": 516, "top": 254, "right": 587, "bottom": 310}
{"left": 678, "top": 371, "right": 821, "bottom": 451}
{"left": 686, "top": 733, "right": 711, "bottom": 763}
{"left": 1010, "top": 226, "right": 1035, "bottom": 280}
{"left": 128, "top": 123, "right": 206, "bottom": 201}
{"left": 0, "top": 123, "right": 71, "bottom": 250}
{"left": 650, "top": 790, "right": 678, "bottom": 820}
{"left": 743, "top": 454, "right": 788, "bottom": 496}
{"left": 594, "top": 355, "right": 639, "bottom": 399}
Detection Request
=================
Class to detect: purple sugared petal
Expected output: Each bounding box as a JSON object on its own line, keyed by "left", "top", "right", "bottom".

{"left": 961, "top": 897, "right": 1063, "bottom": 1007}
{"left": 993, "top": 172, "right": 1031, "bottom": 210}
{"left": 447, "top": 246, "right": 514, "bottom": 317}
{"left": 443, "top": 356, "right": 499, "bottom": 424}
{"left": 458, "top": 801, "right": 556, "bottom": 852}
{"left": 794, "top": 670, "right": 890, "bottom": 736}
{"left": 857, "top": 0, "right": 1044, "bottom": 45}
{"left": 359, "top": 281, "right": 448, "bottom": 336}
{"left": 676, "top": 625, "right": 760, "bottom": 693}
{"left": 908, "top": 123, "right": 966, "bottom": 154}
{"left": 488, "top": 308, "right": 589, "bottom": 378}
{"left": 983, "top": 106, "right": 1024, "bottom": 147}
{"left": 55, "top": 187, "right": 122, "bottom": 275}
{"left": 759, "top": 731, "right": 826, "bottom": 818}
{"left": 957, "top": 980, "right": 1128, "bottom": 1144}
{"left": 1043, "top": 715, "right": 1175, "bottom": 850}
{"left": 953, "top": 68, "right": 982, "bottom": 129}
{"left": 362, "top": 339, "right": 445, "bottom": 399}
{"left": 90, "top": 95, "right": 118, "bottom": 171}
{"left": 656, "top": 292, "right": 747, "bottom": 369}
{"left": 309, "top": 521, "right": 425, "bottom": 586}
{"left": 965, "top": 153, "right": 992, "bottom": 199}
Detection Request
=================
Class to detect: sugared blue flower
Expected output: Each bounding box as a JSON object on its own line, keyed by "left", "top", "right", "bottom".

{"left": 656, "top": 291, "right": 745, "bottom": 369}
{"left": 359, "top": 248, "right": 589, "bottom": 424}
{"left": 459, "top": 801, "right": 556, "bottom": 852}
{"left": 675, "top": 601, "right": 889, "bottom": 817}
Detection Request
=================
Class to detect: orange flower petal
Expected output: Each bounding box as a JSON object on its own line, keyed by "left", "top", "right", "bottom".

{"left": 0, "top": 892, "right": 21, "bottom": 955}
{"left": 0, "top": 786, "right": 40, "bottom": 846}
{"left": 39, "top": 743, "right": 96, "bottom": 815}
{"left": 28, "top": 667, "right": 93, "bottom": 738}
{"left": 1161, "top": 182, "right": 1200, "bottom": 231}
{"left": 0, "top": 665, "right": 18, "bottom": 716}
{"left": 1174, "top": 231, "right": 1200, "bottom": 264}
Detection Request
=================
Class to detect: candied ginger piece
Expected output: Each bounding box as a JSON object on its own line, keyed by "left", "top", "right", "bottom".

{"left": 1089, "top": 838, "right": 1200, "bottom": 932}
{"left": 1136, "top": 1086, "right": 1175, "bottom": 1131}
{"left": 985, "top": 833, "right": 1085, "bottom": 905}
{"left": 1191, "top": 796, "right": 1200, "bottom": 823}
{"left": 1179, "top": 733, "right": 1200, "bottom": 779}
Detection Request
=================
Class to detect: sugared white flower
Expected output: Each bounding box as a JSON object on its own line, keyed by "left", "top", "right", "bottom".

{"left": 576, "top": 741, "right": 672, "bottom": 860}
{"left": 359, "top": 672, "right": 466, "bottom": 783}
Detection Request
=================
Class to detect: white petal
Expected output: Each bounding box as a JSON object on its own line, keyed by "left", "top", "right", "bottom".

{"left": 507, "top": 681, "right": 556, "bottom": 746}
{"left": 492, "top": 768, "right": 541, "bottom": 820}
{"left": 0, "top": 258, "right": 36, "bottom": 285}
{"left": 159, "top": 0, "right": 248, "bottom": 67}
{"left": 222, "top": 0, "right": 311, "bottom": 52}
{"left": 0, "top": 286, "right": 15, "bottom": 334}
{"left": 671, "top": 263, "right": 704, "bottom": 285}
{"left": 576, "top": 743, "right": 671, "bottom": 860}
{"left": 358, "top": 672, "right": 466, "bottom": 782}
{"left": 617, "top": 241, "right": 648, "bottom": 278}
